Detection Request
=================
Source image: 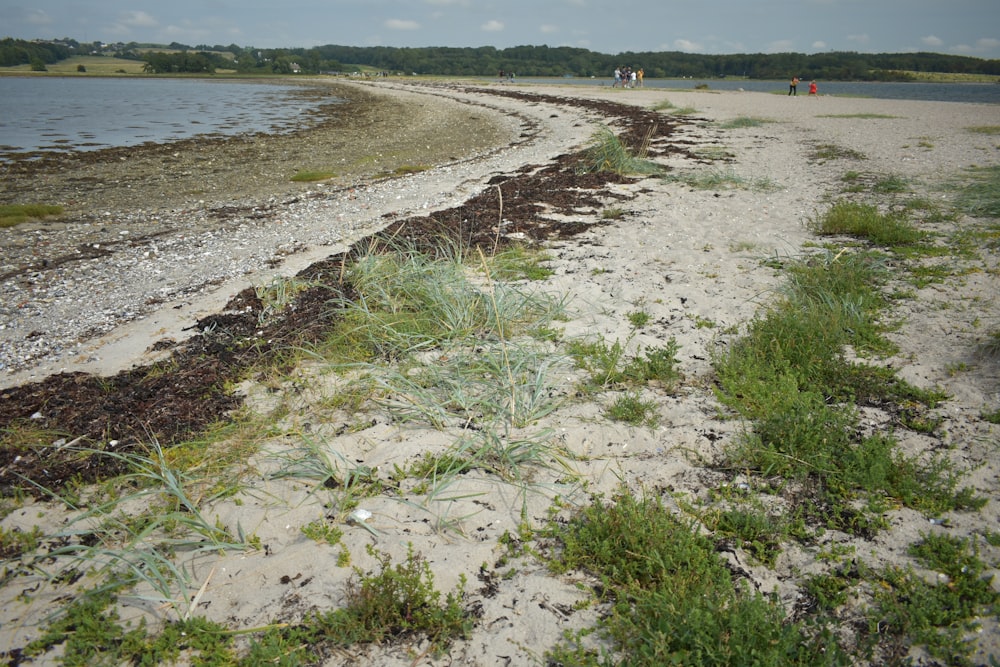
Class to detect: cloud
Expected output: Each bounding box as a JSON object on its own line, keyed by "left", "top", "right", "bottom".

{"left": 540, "top": 24, "right": 559, "bottom": 34}
{"left": 847, "top": 33, "right": 870, "bottom": 46}
{"left": 120, "top": 11, "right": 158, "bottom": 28}
{"left": 24, "top": 10, "right": 52, "bottom": 27}
{"left": 765, "top": 39, "right": 795, "bottom": 53}
{"left": 673, "top": 39, "right": 702, "bottom": 52}
{"left": 385, "top": 19, "right": 420, "bottom": 31}
{"left": 481, "top": 20, "right": 504, "bottom": 33}
{"left": 106, "top": 10, "right": 159, "bottom": 36}
{"left": 975, "top": 37, "right": 1000, "bottom": 51}
{"left": 921, "top": 35, "right": 943, "bottom": 48}
{"left": 811, "top": 40, "right": 827, "bottom": 50}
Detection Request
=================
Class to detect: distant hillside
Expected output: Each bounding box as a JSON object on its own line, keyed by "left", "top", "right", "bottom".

{"left": 3, "top": 37, "right": 999, "bottom": 81}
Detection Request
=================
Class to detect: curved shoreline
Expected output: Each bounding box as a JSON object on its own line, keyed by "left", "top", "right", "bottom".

{"left": 0, "top": 80, "right": 588, "bottom": 386}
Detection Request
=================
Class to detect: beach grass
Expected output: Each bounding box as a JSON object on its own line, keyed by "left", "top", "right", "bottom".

{"left": 0, "top": 203, "right": 64, "bottom": 228}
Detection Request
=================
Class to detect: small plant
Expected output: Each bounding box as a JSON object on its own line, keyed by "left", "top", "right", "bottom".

{"left": 0, "top": 525, "right": 43, "bottom": 559}
{"left": 601, "top": 206, "right": 626, "bottom": 220}
{"left": 312, "top": 544, "right": 471, "bottom": 650}
{"left": 718, "top": 116, "right": 773, "bottom": 129}
{"left": 487, "top": 244, "right": 554, "bottom": 281}
{"left": 391, "top": 164, "right": 432, "bottom": 176}
{"left": 665, "top": 167, "right": 775, "bottom": 192}
{"left": 950, "top": 165, "right": 1000, "bottom": 218}
{"left": 301, "top": 519, "right": 345, "bottom": 547}
{"left": 290, "top": 169, "right": 336, "bottom": 182}
{"left": 255, "top": 275, "right": 318, "bottom": 325}
{"left": 872, "top": 174, "right": 909, "bottom": 193}
{"left": 868, "top": 533, "right": 1000, "bottom": 664}
{"left": 606, "top": 391, "right": 659, "bottom": 426}
{"left": 568, "top": 336, "right": 681, "bottom": 392}
{"left": 809, "top": 142, "right": 866, "bottom": 162}
{"left": 809, "top": 200, "right": 925, "bottom": 247}
{"left": 577, "top": 126, "right": 663, "bottom": 176}
{"left": 626, "top": 309, "right": 651, "bottom": 328}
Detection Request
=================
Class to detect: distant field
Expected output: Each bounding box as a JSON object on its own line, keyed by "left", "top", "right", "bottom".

{"left": 0, "top": 55, "right": 237, "bottom": 76}
{"left": 0, "top": 55, "right": 145, "bottom": 75}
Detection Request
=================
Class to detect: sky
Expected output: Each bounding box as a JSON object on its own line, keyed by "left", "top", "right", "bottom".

{"left": 2, "top": 0, "right": 999, "bottom": 59}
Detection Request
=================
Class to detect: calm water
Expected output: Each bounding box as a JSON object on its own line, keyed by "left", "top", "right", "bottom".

{"left": 0, "top": 77, "right": 337, "bottom": 160}
{"left": 513, "top": 77, "right": 1000, "bottom": 105}
{"left": 3, "top": 75, "right": 997, "bottom": 161}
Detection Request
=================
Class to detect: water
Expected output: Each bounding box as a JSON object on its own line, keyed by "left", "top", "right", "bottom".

{"left": 0, "top": 77, "right": 338, "bottom": 160}
{"left": 3, "top": 75, "right": 997, "bottom": 161}
{"left": 511, "top": 77, "right": 1000, "bottom": 105}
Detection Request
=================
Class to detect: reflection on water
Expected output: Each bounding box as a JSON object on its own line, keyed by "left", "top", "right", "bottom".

{"left": 0, "top": 77, "right": 340, "bottom": 160}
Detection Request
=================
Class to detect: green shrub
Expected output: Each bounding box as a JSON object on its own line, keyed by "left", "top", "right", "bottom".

{"left": 545, "top": 491, "right": 848, "bottom": 666}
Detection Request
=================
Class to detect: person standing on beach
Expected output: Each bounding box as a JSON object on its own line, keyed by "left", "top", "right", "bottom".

{"left": 789, "top": 76, "right": 799, "bottom": 96}
{"left": 613, "top": 67, "right": 621, "bottom": 88}
{"left": 808, "top": 80, "right": 818, "bottom": 96}
{"left": 637, "top": 68, "right": 644, "bottom": 87}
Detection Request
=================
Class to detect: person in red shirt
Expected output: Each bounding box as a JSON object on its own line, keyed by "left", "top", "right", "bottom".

{"left": 808, "top": 80, "right": 818, "bottom": 95}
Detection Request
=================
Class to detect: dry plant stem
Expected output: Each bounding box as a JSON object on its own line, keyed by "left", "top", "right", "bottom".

{"left": 493, "top": 183, "right": 504, "bottom": 257}
{"left": 477, "top": 246, "right": 517, "bottom": 424}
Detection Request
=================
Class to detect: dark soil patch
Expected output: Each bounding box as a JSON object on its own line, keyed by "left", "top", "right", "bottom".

{"left": 0, "top": 88, "right": 691, "bottom": 497}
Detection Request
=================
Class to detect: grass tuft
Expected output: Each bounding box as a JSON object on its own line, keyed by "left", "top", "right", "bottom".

{"left": 577, "top": 126, "right": 664, "bottom": 176}
{"left": 809, "top": 201, "right": 926, "bottom": 247}
{"left": 0, "top": 203, "right": 64, "bottom": 228}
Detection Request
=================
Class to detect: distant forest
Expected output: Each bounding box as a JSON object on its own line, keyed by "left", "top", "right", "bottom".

{"left": 3, "top": 37, "right": 1000, "bottom": 80}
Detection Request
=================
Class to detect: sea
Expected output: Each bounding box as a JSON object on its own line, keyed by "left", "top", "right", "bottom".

{"left": 1, "top": 75, "right": 998, "bottom": 161}
{"left": 0, "top": 77, "right": 337, "bottom": 161}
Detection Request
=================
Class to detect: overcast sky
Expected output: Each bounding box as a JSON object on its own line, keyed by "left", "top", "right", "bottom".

{"left": 2, "top": 0, "right": 998, "bottom": 59}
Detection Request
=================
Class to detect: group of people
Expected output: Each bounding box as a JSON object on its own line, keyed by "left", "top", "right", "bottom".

{"left": 613, "top": 66, "right": 643, "bottom": 88}
{"left": 788, "top": 76, "right": 818, "bottom": 96}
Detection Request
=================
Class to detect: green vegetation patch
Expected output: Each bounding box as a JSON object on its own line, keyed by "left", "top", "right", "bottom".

{"left": 950, "top": 165, "right": 1000, "bottom": 218}
{"left": 290, "top": 169, "right": 336, "bottom": 182}
{"left": 718, "top": 116, "right": 775, "bottom": 129}
{"left": 809, "top": 200, "right": 927, "bottom": 247}
{"left": 816, "top": 113, "right": 901, "bottom": 119}
{"left": 965, "top": 125, "right": 1000, "bottom": 135}
{"left": 809, "top": 142, "right": 867, "bottom": 162}
{"left": 0, "top": 203, "right": 63, "bottom": 228}
{"left": 713, "top": 248, "right": 981, "bottom": 532}
{"left": 544, "top": 490, "right": 849, "bottom": 666}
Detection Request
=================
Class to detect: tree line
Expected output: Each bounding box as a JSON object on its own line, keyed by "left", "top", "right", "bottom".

{"left": 3, "top": 37, "right": 999, "bottom": 80}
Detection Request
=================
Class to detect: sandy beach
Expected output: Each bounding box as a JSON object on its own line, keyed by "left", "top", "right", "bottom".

{"left": 1, "top": 79, "right": 999, "bottom": 665}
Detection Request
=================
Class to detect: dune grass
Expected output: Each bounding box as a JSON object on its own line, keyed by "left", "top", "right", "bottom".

{"left": 577, "top": 126, "right": 664, "bottom": 176}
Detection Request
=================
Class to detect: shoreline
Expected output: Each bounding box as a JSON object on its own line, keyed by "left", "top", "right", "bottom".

{"left": 0, "top": 80, "right": 538, "bottom": 385}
